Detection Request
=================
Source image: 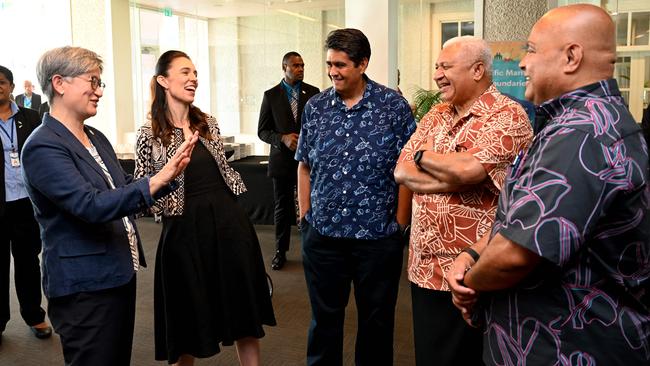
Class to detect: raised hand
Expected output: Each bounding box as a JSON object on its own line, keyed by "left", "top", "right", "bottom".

{"left": 149, "top": 131, "right": 199, "bottom": 194}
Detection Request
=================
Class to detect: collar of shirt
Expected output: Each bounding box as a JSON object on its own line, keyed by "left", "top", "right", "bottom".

{"left": 1, "top": 101, "right": 20, "bottom": 123}
{"left": 435, "top": 84, "right": 501, "bottom": 127}
{"left": 281, "top": 79, "right": 301, "bottom": 96}
{"left": 2, "top": 101, "right": 28, "bottom": 201}
{"left": 534, "top": 79, "right": 620, "bottom": 134}
{"left": 327, "top": 74, "right": 375, "bottom": 112}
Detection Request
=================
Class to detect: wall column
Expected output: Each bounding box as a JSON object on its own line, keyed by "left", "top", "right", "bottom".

{"left": 482, "top": 0, "right": 548, "bottom": 41}
{"left": 70, "top": 0, "right": 135, "bottom": 146}
{"left": 345, "top": 0, "right": 398, "bottom": 88}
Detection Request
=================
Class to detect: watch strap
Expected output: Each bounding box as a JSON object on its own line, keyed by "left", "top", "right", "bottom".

{"left": 460, "top": 247, "right": 480, "bottom": 263}
{"left": 413, "top": 150, "right": 425, "bottom": 169}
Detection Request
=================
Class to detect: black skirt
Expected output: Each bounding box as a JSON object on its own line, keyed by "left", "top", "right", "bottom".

{"left": 154, "top": 141, "right": 276, "bottom": 363}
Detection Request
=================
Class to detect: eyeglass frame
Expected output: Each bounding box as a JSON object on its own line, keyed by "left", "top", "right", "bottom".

{"left": 49, "top": 75, "right": 106, "bottom": 91}
{"left": 75, "top": 76, "right": 106, "bottom": 90}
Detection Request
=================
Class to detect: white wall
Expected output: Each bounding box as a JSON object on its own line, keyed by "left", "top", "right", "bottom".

{"left": 346, "top": 0, "right": 399, "bottom": 88}
{"left": 70, "top": 0, "right": 116, "bottom": 142}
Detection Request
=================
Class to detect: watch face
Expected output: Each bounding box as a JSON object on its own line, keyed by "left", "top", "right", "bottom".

{"left": 414, "top": 150, "right": 424, "bottom": 167}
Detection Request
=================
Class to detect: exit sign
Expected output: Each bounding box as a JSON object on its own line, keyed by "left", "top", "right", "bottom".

{"left": 163, "top": 7, "right": 172, "bottom": 17}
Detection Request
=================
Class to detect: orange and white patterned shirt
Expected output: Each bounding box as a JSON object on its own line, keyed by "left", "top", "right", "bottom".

{"left": 400, "top": 85, "right": 533, "bottom": 291}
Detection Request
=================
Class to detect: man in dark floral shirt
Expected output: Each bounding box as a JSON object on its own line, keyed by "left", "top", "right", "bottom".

{"left": 295, "top": 28, "right": 415, "bottom": 365}
{"left": 449, "top": 4, "right": 650, "bottom": 365}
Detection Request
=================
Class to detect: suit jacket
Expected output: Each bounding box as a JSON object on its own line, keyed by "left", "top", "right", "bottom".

{"left": 21, "top": 114, "right": 156, "bottom": 299}
{"left": 0, "top": 106, "right": 40, "bottom": 216}
{"left": 15, "top": 93, "right": 42, "bottom": 112}
{"left": 258, "top": 81, "right": 319, "bottom": 178}
{"left": 39, "top": 102, "right": 50, "bottom": 119}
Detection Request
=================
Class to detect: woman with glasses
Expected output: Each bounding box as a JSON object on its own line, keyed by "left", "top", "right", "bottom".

{"left": 21, "top": 46, "right": 198, "bottom": 366}
{"left": 134, "top": 50, "right": 276, "bottom": 366}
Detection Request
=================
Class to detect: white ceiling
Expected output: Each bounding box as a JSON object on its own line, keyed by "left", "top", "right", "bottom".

{"left": 132, "top": 0, "right": 452, "bottom": 19}
{"left": 133, "top": 0, "right": 343, "bottom": 18}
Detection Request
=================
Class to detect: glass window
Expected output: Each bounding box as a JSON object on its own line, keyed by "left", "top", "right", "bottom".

{"left": 441, "top": 22, "right": 458, "bottom": 46}
{"left": 441, "top": 21, "right": 474, "bottom": 48}
{"left": 615, "top": 12, "right": 629, "bottom": 46}
{"left": 460, "top": 21, "right": 474, "bottom": 36}
{"left": 217, "top": 7, "right": 344, "bottom": 137}
{"left": 616, "top": 56, "right": 631, "bottom": 88}
{"left": 398, "top": 0, "right": 474, "bottom": 102}
{"left": 615, "top": 56, "right": 631, "bottom": 106}
{"left": 130, "top": 1, "right": 344, "bottom": 147}
{"left": 131, "top": 8, "right": 209, "bottom": 128}
{"left": 631, "top": 12, "right": 650, "bottom": 46}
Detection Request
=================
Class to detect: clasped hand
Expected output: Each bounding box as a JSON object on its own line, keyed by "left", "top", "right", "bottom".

{"left": 448, "top": 252, "right": 480, "bottom": 327}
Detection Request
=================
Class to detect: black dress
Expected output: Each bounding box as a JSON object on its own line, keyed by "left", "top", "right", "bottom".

{"left": 154, "top": 141, "right": 276, "bottom": 363}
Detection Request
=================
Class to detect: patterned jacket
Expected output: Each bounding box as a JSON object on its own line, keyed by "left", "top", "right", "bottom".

{"left": 134, "top": 116, "right": 246, "bottom": 216}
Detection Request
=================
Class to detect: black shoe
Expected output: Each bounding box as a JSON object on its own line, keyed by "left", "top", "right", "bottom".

{"left": 30, "top": 324, "right": 52, "bottom": 339}
{"left": 271, "top": 251, "right": 287, "bottom": 270}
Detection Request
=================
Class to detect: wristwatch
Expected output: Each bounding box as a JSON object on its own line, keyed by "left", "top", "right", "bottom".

{"left": 460, "top": 247, "right": 480, "bottom": 263}
{"left": 413, "top": 150, "right": 425, "bottom": 169}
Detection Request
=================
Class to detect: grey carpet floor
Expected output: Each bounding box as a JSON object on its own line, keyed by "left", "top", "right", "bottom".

{"left": 0, "top": 218, "right": 415, "bottom": 365}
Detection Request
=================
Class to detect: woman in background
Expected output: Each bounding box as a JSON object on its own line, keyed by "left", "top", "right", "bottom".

{"left": 21, "top": 46, "right": 197, "bottom": 366}
{"left": 134, "top": 50, "right": 275, "bottom": 366}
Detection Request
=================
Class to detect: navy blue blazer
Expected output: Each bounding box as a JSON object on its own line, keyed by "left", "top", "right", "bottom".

{"left": 21, "top": 114, "right": 156, "bottom": 299}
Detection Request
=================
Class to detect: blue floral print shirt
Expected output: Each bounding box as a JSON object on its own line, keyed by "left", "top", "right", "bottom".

{"left": 295, "top": 76, "right": 415, "bottom": 240}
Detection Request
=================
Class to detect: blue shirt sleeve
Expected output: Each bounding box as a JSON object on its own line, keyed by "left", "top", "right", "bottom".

{"left": 394, "top": 97, "right": 416, "bottom": 154}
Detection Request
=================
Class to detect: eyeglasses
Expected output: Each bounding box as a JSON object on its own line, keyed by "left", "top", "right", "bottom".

{"left": 76, "top": 76, "right": 106, "bottom": 90}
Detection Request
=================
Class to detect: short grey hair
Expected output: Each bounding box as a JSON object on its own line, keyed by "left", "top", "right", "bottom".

{"left": 442, "top": 36, "right": 493, "bottom": 80}
{"left": 36, "top": 46, "right": 103, "bottom": 102}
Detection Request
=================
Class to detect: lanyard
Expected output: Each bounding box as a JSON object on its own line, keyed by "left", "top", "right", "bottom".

{"left": 0, "top": 117, "right": 15, "bottom": 150}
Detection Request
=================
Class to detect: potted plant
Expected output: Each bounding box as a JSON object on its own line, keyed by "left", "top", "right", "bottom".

{"left": 411, "top": 87, "right": 442, "bottom": 122}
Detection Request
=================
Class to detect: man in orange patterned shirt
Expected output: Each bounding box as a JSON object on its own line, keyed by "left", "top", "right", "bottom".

{"left": 394, "top": 36, "right": 532, "bottom": 365}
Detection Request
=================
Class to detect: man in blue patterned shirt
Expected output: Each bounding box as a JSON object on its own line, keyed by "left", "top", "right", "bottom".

{"left": 295, "top": 28, "right": 416, "bottom": 365}
{"left": 449, "top": 4, "right": 650, "bottom": 365}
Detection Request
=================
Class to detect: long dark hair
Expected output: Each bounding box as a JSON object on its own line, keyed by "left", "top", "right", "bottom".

{"left": 149, "top": 50, "right": 210, "bottom": 146}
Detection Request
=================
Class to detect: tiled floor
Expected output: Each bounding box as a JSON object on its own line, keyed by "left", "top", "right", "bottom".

{"left": 0, "top": 219, "right": 416, "bottom": 365}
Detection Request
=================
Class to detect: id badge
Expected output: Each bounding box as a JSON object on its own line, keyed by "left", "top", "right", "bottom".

{"left": 9, "top": 150, "right": 20, "bottom": 167}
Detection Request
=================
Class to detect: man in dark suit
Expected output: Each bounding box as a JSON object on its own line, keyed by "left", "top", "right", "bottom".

{"left": 0, "top": 65, "right": 51, "bottom": 343}
{"left": 258, "top": 52, "right": 319, "bottom": 270}
{"left": 15, "top": 80, "right": 42, "bottom": 112}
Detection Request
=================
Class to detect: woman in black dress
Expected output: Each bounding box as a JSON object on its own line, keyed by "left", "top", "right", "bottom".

{"left": 134, "top": 50, "right": 276, "bottom": 366}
